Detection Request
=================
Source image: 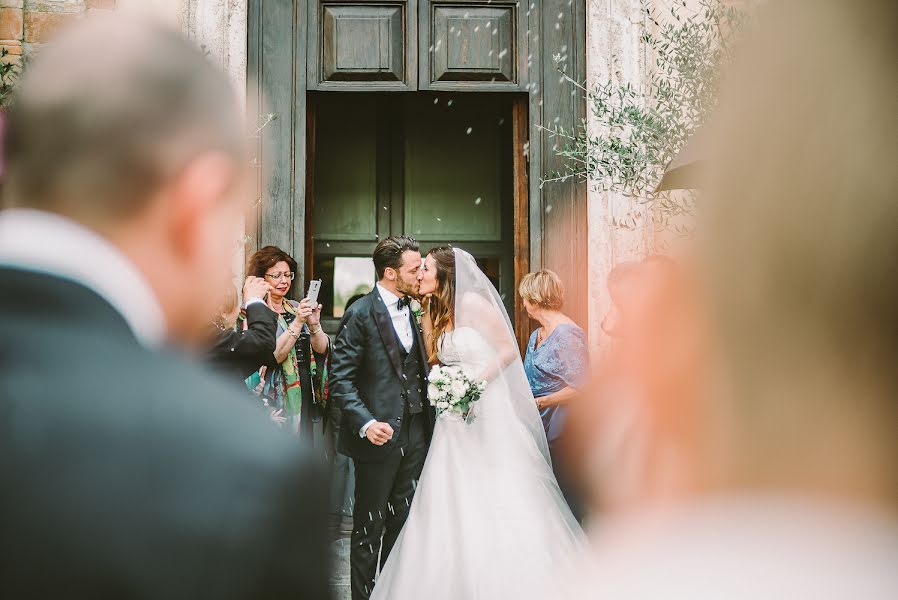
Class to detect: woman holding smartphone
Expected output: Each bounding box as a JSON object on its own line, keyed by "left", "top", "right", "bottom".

{"left": 245, "top": 246, "right": 330, "bottom": 444}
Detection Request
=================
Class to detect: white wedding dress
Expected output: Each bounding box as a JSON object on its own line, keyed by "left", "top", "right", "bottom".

{"left": 371, "top": 249, "right": 585, "bottom": 600}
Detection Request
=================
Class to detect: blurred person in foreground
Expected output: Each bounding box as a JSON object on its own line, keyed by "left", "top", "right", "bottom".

{"left": 519, "top": 269, "right": 588, "bottom": 521}
{"left": 207, "top": 276, "right": 278, "bottom": 383}
{"left": 567, "top": 1, "right": 897, "bottom": 598}
{"left": 0, "top": 15, "right": 329, "bottom": 599}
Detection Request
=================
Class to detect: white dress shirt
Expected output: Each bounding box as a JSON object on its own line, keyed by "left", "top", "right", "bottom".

{"left": 377, "top": 282, "right": 413, "bottom": 353}
{"left": 360, "top": 283, "right": 414, "bottom": 438}
{"left": 0, "top": 209, "right": 167, "bottom": 348}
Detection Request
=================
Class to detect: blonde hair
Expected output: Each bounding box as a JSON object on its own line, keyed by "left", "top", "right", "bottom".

{"left": 518, "top": 270, "right": 565, "bottom": 311}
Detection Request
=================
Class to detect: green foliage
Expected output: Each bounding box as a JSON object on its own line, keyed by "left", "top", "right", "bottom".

{"left": 0, "top": 48, "right": 22, "bottom": 108}
{"left": 543, "top": 0, "right": 748, "bottom": 231}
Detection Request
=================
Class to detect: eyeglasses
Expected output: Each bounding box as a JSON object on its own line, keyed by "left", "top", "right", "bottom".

{"left": 264, "top": 271, "right": 295, "bottom": 281}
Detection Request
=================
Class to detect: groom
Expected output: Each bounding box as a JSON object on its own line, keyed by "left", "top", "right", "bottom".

{"left": 331, "top": 236, "right": 434, "bottom": 600}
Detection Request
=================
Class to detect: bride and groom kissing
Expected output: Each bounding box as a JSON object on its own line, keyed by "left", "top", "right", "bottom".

{"left": 331, "top": 236, "right": 584, "bottom": 600}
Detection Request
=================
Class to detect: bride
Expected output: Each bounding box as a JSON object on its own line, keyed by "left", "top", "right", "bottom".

{"left": 371, "top": 247, "right": 585, "bottom": 600}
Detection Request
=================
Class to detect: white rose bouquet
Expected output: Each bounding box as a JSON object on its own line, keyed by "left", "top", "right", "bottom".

{"left": 427, "top": 365, "right": 486, "bottom": 421}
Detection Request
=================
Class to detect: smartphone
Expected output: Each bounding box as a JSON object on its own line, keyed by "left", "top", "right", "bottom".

{"left": 305, "top": 279, "right": 322, "bottom": 308}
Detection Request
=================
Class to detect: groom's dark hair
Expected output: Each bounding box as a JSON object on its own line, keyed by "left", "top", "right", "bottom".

{"left": 373, "top": 235, "right": 419, "bottom": 280}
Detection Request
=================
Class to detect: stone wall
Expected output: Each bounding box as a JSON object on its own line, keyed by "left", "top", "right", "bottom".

{"left": 1, "top": 0, "right": 117, "bottom": 67}
{"left": 585, "top": 0, "right": 652, "bottom": 349}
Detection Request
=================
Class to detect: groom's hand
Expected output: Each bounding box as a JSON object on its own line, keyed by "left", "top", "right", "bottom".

{"left": 365, "top": 422, "right": 394, "bottom": 446}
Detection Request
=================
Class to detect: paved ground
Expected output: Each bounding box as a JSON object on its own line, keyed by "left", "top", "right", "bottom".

{"left": 330, "top": 535, "right": 351, "bottom": 600}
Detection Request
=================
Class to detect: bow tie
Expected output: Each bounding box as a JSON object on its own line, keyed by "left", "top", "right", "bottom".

{"left": 397, "top": 295, "right": 412, "bottom": 310}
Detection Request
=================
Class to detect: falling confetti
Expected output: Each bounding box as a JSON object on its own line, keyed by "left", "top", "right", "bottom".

{"left": 447, "top": 99, "right": 453, "bottom": 107}
{"left": 498, "top": 49, "right": 508, "bottom": 59}
{"left": 466, "top": 127, "right": 473, "bottom": 135}
{"left": 433, "top": 97, "right": 438, "bottom": 104}
{"left": 475, "top": 197, "right": 482, "bottom": 205}
{"left": 546, "top": 205, "right": 553, "bottom": 213}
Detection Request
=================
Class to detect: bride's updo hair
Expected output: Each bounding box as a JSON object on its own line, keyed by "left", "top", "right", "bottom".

{"left": 425, "top": 246, "right": 455, "bottom": 363}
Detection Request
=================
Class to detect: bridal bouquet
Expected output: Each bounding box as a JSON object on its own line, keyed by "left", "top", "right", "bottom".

{"left": 427, "top": 365, "right": 486, "bottom": 420}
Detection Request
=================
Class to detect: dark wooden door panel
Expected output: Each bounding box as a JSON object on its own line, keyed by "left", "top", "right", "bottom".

{"left": 403, "top": 95, "right": 505, "bottom": 241}
{"left": 321, "top": 5, "right": 405, "bottom": 82}
{"left": 312, "top": 97, "right": 379, "bottom": 240}
{"left": 420, "top": 0, "right": 528, "bottom": 91}
{"left": 431, "top": 6, "right": 515, "bottom": 83}
{"left": 309, "top": 1, "right": 418, "bottom": 90}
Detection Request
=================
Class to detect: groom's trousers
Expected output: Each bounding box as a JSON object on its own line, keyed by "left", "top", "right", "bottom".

{"left": 350, "top": 410, "right": 428, "bottom": 600}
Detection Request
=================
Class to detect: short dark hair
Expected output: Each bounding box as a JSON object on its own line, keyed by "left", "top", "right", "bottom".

{"left": 373, "top": 236, "right": 419, "bottom": 280}
{"left": 246, "top": 246, "right": 297, "bottom": 279}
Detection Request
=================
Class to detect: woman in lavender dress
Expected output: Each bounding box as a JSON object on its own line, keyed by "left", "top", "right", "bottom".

{"left": 520, "top": 270, "right": 588, "bottom": 521}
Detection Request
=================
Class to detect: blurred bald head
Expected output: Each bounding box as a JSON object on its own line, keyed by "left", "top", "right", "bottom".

{"left": 2, "top": 14, "right": 244, "bottom": 222}
{"left": 2, "top": 14, "right": 251, "bottom": 345}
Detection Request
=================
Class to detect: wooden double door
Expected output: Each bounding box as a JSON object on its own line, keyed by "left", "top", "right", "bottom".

{"left": 309, "top": 91, "right": 526, "bottom": 330}
{"left": 248, "top": 0, "right": 587, "bottom": 343}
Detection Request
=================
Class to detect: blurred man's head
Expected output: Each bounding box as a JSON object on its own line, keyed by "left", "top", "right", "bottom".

{"left": 2, "top": 14, "right": 247, "bottom": 345}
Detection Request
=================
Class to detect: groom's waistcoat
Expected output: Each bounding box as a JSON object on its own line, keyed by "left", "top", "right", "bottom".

{"left": 397, "top": 327, "right": 426, "bottom": 415}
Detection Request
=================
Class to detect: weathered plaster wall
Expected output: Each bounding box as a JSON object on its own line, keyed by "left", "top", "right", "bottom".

{"left": 585, "top": 0, "right": 652, "bottom": 349}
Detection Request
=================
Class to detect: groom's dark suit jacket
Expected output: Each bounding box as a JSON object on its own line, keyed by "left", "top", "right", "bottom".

{"left": 332, "top": 289, "right": 434, "bottom": 460}
{"left": 0, "top": 268, "right": 329, "bottom": 599}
